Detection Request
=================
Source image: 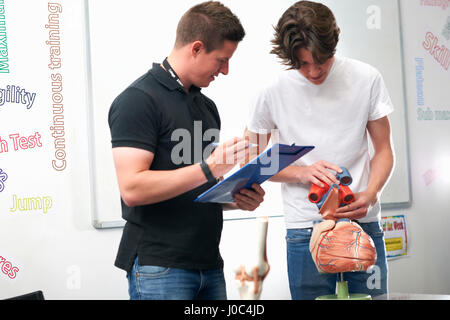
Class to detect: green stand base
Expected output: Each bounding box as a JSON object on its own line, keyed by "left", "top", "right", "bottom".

{"left": 315, "top": 281, "right": 372, "bottom": 300}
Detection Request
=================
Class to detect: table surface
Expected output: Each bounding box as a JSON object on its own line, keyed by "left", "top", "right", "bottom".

{"left": 373, "top": 293, "right": 450, "bottom": 300}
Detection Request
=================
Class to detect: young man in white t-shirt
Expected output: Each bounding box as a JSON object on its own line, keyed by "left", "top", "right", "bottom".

{"left": 245, "top": 1, "right": 395, "bottom": 300}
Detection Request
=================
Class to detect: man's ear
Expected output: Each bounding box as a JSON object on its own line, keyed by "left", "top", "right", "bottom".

{"left": 191, "top": 40, "right": 205, "bottom": 57}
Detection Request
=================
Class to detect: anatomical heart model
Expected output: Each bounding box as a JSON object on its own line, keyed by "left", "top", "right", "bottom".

{"left": 308, "top": 167, "right": 377, "bottom": 300}
{"left": 309, "top": 219, "right": 377, "bottom": 274}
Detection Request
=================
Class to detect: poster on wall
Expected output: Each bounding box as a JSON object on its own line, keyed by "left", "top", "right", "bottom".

{"left": 381, "top": 215, "right": 408, "bottom": 259}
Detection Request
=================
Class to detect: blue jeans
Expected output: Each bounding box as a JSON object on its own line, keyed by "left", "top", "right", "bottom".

{"left": 127, "top": 257, "right": 227, "bottom": 300}
{"left": 286, "top": 221, "right": 388, "bottom": 300}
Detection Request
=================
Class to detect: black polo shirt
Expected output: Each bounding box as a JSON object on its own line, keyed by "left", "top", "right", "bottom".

{"left": 108, "top": 63, "right": 223, "bottom": 272}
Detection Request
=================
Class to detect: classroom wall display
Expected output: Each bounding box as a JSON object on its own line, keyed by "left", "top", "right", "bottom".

{"left": 0, "top": 0, "right": 95, "bottom": 296}
{"left": 0, "top": 0, "right": 65, "bottom": 285}
{"left": 381, "top": 215, "right": 408, "bottom": 259}
{"left": 386, "top": 0, "right": 450, "bottom": 294}
{"left": 85, "top": 0, "right": 411, "bottom": 228}
{"left": 401, "top": 0, "right": 450, "bottom": 193}
{"left": 0, "top": 0, "right": 75, "bottom": 218}
{"left": 1, "top": 0, "right": 448, "bottom": 300}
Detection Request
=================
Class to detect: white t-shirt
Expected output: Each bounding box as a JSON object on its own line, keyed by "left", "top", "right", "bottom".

{"left": 247, "top": 56, "right": 394, "bottom": 229}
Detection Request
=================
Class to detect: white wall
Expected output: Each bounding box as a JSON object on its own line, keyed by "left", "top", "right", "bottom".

{"left": 384, "top": 0, "right": 450, "bottom": 294}
{"left": 1, "top": 0, "right": 450, "bottom": 300}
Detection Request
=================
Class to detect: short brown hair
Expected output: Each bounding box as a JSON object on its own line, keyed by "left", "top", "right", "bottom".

{"left": 175, "top": 1, "right": 245, "bottom": 52}
{"left": 271, "top": 1, "right": 340, "bottom": 69}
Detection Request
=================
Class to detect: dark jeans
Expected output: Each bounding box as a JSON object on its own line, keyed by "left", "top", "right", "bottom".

{"left": 127, "top": 257, "right": 227, "bottom": 300}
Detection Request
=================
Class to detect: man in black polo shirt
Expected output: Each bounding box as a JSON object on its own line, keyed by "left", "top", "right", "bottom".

{"left": 108, "top": 1, "right": 265, "bottom": 300}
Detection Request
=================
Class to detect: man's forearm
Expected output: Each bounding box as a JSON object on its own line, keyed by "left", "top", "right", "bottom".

{"left": 366, "top": 148, "right": 395, "bottom": 199}
{"left": 269, "top": 165, "right": 302, "bottom": 183}
{"left": 123, "top": 164, "right": 208, "bottom": 207}
{"left": 364, "top": 116, "right": 395, "bottom": 201}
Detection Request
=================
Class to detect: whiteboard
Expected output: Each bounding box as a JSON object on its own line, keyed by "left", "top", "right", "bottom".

{"left": 84, "top": 0, "right": 410, "bottom": 228}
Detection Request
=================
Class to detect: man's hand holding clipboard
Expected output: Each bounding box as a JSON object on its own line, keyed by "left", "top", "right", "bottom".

{"left": 196, "top": 143, "right": 315, "bottom": 204}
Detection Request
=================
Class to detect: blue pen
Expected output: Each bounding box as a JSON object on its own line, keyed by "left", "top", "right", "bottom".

{"left": 211, "top": 142, "right": 258, "bottom": 148}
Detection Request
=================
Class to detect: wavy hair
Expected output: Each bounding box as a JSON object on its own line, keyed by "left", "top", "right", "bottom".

{"left": 271, "top": 1, "right": 340, "bottom": 69}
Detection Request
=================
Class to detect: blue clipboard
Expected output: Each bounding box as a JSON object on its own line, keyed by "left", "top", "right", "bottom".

{"left": 195, "top": 143, "right": 314, "bottom": 203}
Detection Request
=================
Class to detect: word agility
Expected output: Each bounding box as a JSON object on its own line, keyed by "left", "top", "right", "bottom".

{"left": 46, "top": 2, "right": 67, "bottom": 171}
{"left": 0, "top": 85, "right": 37, "bottom": 109}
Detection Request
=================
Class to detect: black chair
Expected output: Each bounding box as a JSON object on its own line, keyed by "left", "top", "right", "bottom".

{"left": 4, "top": 291, "right": 45, "bottom": 300}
